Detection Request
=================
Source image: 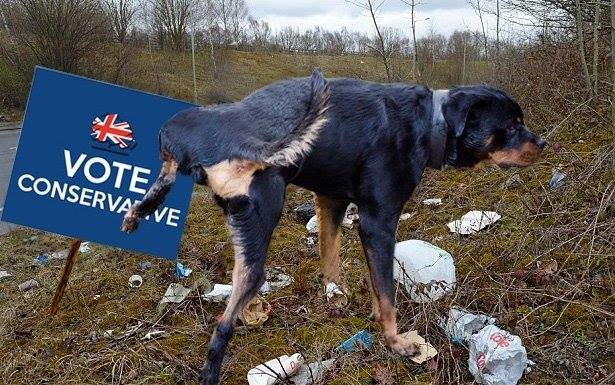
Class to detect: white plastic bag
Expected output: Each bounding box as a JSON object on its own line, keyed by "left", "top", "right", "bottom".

{"left": 468, "top": 325, "right": 529, "bottom": 385}
{"left": 447, "top": 211, "right": 501, "bottom": 235}
{"left": 441, "top": 307, "right": 496, "bottom": 344}
{"left": 247, "top": 353, "right": 304, "bottom": 385}
{"left": 393, "top": 240, "right": 456, "bottom": 303}
{"left": 289, "top": 359, "right": 336, "bottom": 385}
{"left": 203, "top": 284, "right": 233, "bottom": 302}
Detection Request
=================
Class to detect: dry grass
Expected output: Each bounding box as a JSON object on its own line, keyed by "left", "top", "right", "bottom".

{"left": 0, "top": 51, "right": 613, "bottom": 385}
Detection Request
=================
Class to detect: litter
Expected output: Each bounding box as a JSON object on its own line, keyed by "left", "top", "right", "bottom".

{"left": 295, "top": 203, "right": 316, "bottom": 224}
{"left": 422, "top": 198, "right": 443, "bottom": 206}
{"left": 18, "top": 279, "right": 39, "bottom": 292}
{"left": 440, "top": 307, "right": 496, "bottom": 344}
{"left": 141, "top": 330, "right": 166, "bottom": 341}
{"left": 447, "top": 211, "right": 501, "bottom": 235}
{"left": 79, "top": 242, "right": 90, "bottom": 253}
{"left": 247, "top": 353, "right": 304, "bottom": 385}
{"left": 343, "top": 203, "right": 359, "bottom": 228}
{"left": 549, "top": 169, "right": 566, "bottom": 189}
{"left": 399, "top": 213, "right": 412, "bottom": 221}
{"left": 306, "top": 237, "right": 315, "bottom": 246}
{"left": 260, "top": 268, "right": 293, "bottom": 293}
{"left": 239, "top": 296, "right": 271, "bottom": 327}
{"left": 175, "top": 262, "right": 193, "bottom": 278}
{"left": 503, "top": 174, "right": 522, "bottom": 189}
{"left": 50, "top": 249, "right": 69, "bottom": 260}
{"left": 393, "top": 240, "right": 456, "bottom": 303}
{"left": 324, "top": 282, "right": 348, "bottom": 307}
{"left": 468, "top": 325, "right": 529, "bottom": 385}
{"left": 336, "top": 330, "right": 373, "bottom": 352}
{"left": 290, "top": 359, "right": 336, "bottom": 385}
{"left": 400, "top": 330, "right": 438, "bottom": 364}
{"left": 0, "top": 271, "right": 12, "bottom": 280}
{"left": 138, "top": 261, "right": 152, "bottom": 271}
{"left": 128, "top": 274, "right": 143, "bottom": 288}
{"left": 203, "top": 284, "right": 233, "bottom": 302}
{"left": 32, "top": 255, "right": 49, "bottom": 266}
{"left": 103, "top": 329, "right": 114, "bottom": 338}
{"left": 159, "top": 283, "right": 191, "bottom": 305}
{"left": 306, "top": 215, "right": 318, "bottom": 234}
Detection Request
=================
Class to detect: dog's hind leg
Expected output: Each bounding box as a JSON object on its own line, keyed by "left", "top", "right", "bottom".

{"left": 315, "top": 194, "right": 350, "bottom": 307}
{"left": 357, "top": 204, "right": 419, "bottom": 357}
{"left": 200, "top": 168, "right": 286, "bottom": 385}
{"left": 121, "top": 154, "right": 178, "bottom": 233}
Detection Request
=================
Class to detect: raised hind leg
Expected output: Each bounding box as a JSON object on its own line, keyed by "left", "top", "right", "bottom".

{"left": 200, "top": 168, "right": 286, "bottom": 385}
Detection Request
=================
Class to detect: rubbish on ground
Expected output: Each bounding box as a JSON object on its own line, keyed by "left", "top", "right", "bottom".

{"left": 19, "top": 279, "right": 39, "bottom": 292}
{"left": 343, "top": 203, "right": 359, "bottom": 228}
{"left": 306, "top": 215, "right": 318, "bottom": 234}
{"left": 141, "top": 330, "right": 166, "bottom": 341}
{"left": 295, "top": 203, "right": 316, "bottom": 224}
{"left": 399, "top": 213, "right": 412, "bottom": 221}
{"left": 260, "top": 268, "right": 293, "bottom": 293}
{"left": 514, "top": 259, "right": 558, "bottom": 287}
{"left": 399, "top": 330, "right": 438, "bottom": 364}
{"left": 447, "top": 211, "right": 501, "bottom": 235}
{"left": 32, "top": 255, "right": 49, "bottom": 266}
{"left": 103, "top": 330, "right": 114, "bottom": 338}
{"left": 79, "top": 242, "right": 90, "bottom": 253}
{"left": 239, "top": 296, "right": 271, "bottom": 327}
{"left": 50, "top": 249, "right": 69, "bottom": 260}
{"left": 422, "top": 198, "right": 443, "bottom": 206}
{"left": 138, "top": 261, "right": 152, "bottom": 271}
{"left": 128, "top": 274, "right": 143, "bottom": 288}
{"left": 175, "top": 262, "right": 193, "bottom": 278}
{"left": 548, "top": 169, "right": 566, "bottom": 189}
{"left": 247, "top": 353, "right": 304, "bottom": 385}
{"left": 93, "top": 294, "right": 101, "bottom": 300}
{"left": 306, "top": 237, "right": 315, "bottom": 246}
{"left": 290, "top": 359, "right": 336, "bottom": 385}
{"left": 88, "top": 330, "right": 98, "bottom": 342}
{"left": 393, "top": 240, "right": 456, "bottom": 303}
{"left": 440, "top": 307, "right": 496, "bottom": 344}
{"left": 0, "top": 271, "right": 12, "bottom": 280}
{"left": 503, "top": 174, "right": 522, "bottom": 189}
{"left": 203, "top": 284, "right": 233, "bottom": 302}
{"left": 468, "top": 325, "right": 529, "bottom": 385}
{"left": 119, "top": 322, "right": 144, "bottom": 339}
{"left": 324, "top": 282, "right": 348, "bottom": 307}
{"left": 336, "top": 330, "right": 373, "bottom": 352}
{"left": 159, "top": 283, "right": 191, "bottom": 305}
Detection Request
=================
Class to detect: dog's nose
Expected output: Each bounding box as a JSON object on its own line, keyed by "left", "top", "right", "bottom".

{"left": 536, "top": 139, "right": 547, "bottom": 150}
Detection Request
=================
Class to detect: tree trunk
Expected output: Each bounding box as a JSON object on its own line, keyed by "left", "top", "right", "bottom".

{"left": 496, "top": 0, "right": 500, "bottom": 64}
{"left": 367, "top": 0, "right": 391, "bottom": 82}
{"left": 593, "top": 0, "right": 601, "bottom": 97}
{"left": 611, "top": 0, "right": 615, "bottom": 169}
{"left": 576, "top": 0, "right": 593, "bottom": 97}
{"left": 411, "top": 0, "right": 418, "bottom": 82}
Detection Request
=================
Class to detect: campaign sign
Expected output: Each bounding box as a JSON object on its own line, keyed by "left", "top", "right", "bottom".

{"left": 1, "top": 67, "right": 195, "bottom": 259}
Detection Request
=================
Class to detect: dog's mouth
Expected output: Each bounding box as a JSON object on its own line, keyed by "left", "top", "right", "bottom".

{"left": 488, "top": 142, "right": 543, "bottom": 168}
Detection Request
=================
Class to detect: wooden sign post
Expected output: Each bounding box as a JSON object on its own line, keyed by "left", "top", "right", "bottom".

{"left": 49, "top": 238, "right": 82, "bottom": 315}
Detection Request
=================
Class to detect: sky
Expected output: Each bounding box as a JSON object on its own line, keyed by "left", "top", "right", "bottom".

{"left": 245, "top": 0, "right": 508, "bottom": 39}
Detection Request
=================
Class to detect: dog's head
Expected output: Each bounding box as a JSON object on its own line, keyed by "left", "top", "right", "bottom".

{"left": 442, "top": 85, "right": 545, "bottom": 168}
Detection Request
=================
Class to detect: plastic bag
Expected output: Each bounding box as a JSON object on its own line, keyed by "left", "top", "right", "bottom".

{"left": 447, "top": 211, "right": 501, "bottom": 235}
{"left": 468, "top": 325, "right": 529, "bottom": 385}
{"left": 247, "top": 353, "right": 304, "bottom": 385}
{"left": 393, "top": 240, "right": 456, "bottom": 303}
{"left": 441, "top": 307, "right": 496, "bottom": 344}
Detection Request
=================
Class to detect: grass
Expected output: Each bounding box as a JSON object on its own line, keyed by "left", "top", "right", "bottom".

{"left": 0, "top": 50, "right": 613, "bottom": 385}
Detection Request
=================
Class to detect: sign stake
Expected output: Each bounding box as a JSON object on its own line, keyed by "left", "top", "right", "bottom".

{"left": 50, "top": 238, "right": 82, "bottom": 315}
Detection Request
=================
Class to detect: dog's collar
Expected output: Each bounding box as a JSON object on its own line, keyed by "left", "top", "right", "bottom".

{"left": 428, "top": 89, "right": 451, "bottom": 169}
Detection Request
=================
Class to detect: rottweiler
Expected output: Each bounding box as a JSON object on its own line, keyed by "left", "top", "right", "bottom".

{"left": 121, "top": 69, "right": 545, "bottom": 385}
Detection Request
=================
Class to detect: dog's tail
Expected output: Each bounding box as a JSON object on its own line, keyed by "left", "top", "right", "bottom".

{"left": 121, "top": 152, "right": 178, "bottom": 234}
{"left": 260, "top": 68, "right": 331, "bottom": 167}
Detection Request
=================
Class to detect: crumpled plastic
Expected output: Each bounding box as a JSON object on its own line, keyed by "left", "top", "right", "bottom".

{"left": 247, "top": 353, "right": 304, "bottom": 385}
{"left": 468, "top": 325, "right": 529, "bottom": 385}
{"left": 289, "top": 359, "right": 336, "bottom": 385}
{"left": 447, "top": 211, "right": 501, "bottom": 235}
{"left": 239, "top": 296, "right": 271, "bottom": 327}
{"left": 440, "top": 307, "right": 496, "bottom": 344}
{"left": 393, "top": 240, "right": 456, "bottom": 303}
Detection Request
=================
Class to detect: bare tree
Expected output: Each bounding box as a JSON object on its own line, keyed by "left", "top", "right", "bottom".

{"left": 575, "top": 0, "right": 593, "bottom": 96}
{"left": 592, "top": 0, "right": 601, "bottom": 96}
{"left": 469, "top": 0, "right": 489, "bottom": 58}
{"left": 104, "top": 0, "right": 137, "bottom": 44}
{"left": 346, "top": 0, "right": 392, "bottom": 81}
{"left": 211, "top": 0, "right": 248, "bottom": 45}
{"left": 151, "top": 0, "right": 193, "bottom": 51}
{"left": 612, "top": 0, "right": 615, "bottom": 159}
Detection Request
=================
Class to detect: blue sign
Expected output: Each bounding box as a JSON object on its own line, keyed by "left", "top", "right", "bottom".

{"left": 1, "top": 67, "right": 195, "bottom": 259}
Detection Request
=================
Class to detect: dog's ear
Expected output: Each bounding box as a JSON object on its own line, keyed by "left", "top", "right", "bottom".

{"left": 442, "top": 91, "right": 481, "bottom": 137}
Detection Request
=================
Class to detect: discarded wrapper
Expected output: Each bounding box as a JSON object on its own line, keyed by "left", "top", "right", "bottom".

{"left": 19, "top": 279, "right": 39, "bottom": 292}
{"left": 336, "top": 330, "right": 373, "bottom": 352}
{"left": 138, "top": 261, "right": 152, "bottom": 271}
{"left": 422, "top": 198, "right": 443, "bottom": 206}
{"left": 260, "top": 268, "right": 293, "bottom": 294}
{"left": 393, "top": 240, "right": 456, "bottom": 303}
{"left": 306, "top": 215, "right": 318, "bottom": 234}
{"left": 290, "top": 359, "right": 336, "bottom": 385}
{"left": 203, "top": 284, "right": 233, "bottom": 302}
{"left": 128, "top": 274, "right": 143, "bottom": 288}
{"left": 440, "top": 307, "right": 496, "bottom": 344}
{"left": 468, "top": 325, "right": 529, "bottom": 385}
{"left": 0, "top": 270, "right": 12, "bottom": 280}
{"left": 32, "top": 255, "right": 49, "bottom": 266}
{"left": 175, "top": 262, "right": 193, "bottom": 278}
{"left": 141, "top": 330, "right": 166, "bottom": 341}
{"left": 79, "top": 242, "right": 90, "bottom": 253}
{"left": 399, "top": 213, "right": 412, "bottom": 221}
{"left": 239, "top": 296, "right": 271, "bottom": 327}
{"left": 324, "top": 282, "right": 348, "bottom": 307}
{"left": 247, "top": 353, "right": 304, "bottom": 385}
{"left": 400, "top": 330, "right": 438, "bottom": 364}
{"left": 159, "top": 283, "right": 191, "bottom": 305}
{"left": 447, "top": 211, "right": 501, "bottom": 235}
{"left": 548, "top": 169, "right": 566, "bottom": 189}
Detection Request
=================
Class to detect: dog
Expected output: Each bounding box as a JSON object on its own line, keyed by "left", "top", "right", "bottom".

{"left": 121, "top": 69, "right": 545, "bottom": 385}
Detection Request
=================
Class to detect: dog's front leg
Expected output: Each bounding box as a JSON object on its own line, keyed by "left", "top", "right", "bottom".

{"left": 357, "top": 206, "right": 419, "bottom": 357}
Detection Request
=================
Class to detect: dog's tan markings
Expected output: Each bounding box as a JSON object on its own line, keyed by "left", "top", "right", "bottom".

{"left": 220, "top": 226, "right": 251, "bottom": 323}
{"left": 265, "top": 116, "right": 328, "bottom": 167}
{"left": 484, "top": 135, "right": 495, "bottom": 148}
{"left": 205, "top": 160, "right": 266, "bottom": 199}
{"left": 489, "top": 141, "right": 541, "bottom": 167}
{"left": 316, "top": 195, "right": 343, "bottom": 284}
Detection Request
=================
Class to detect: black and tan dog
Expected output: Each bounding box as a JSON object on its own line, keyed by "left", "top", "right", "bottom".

{"left": 121, "top": 69, "right": 545, "bottom": 385}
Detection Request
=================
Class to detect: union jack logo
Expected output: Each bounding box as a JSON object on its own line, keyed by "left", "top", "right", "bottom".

{"left": 91, "top": 114, "right": 134, "bottom": 149}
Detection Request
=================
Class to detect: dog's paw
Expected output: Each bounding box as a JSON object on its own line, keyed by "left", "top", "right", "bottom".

{"left": 386, "top": 334, "right": 420, "bottom": 357}
{"left": 121, "top": 209, "right": 139, "bottom": 233}
{"left": 324, "top": 281, "right": 348, "bottom": 308}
